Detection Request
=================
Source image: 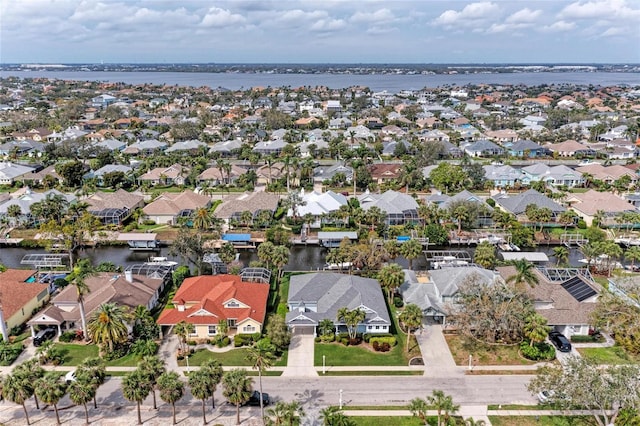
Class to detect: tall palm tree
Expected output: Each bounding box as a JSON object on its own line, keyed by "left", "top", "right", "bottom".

{"left": 222, "top": 368, "right": 253, "bottom": 425}
{"left": 452, "top": 204, "right": 470, "bottom": 234}
{"left": 193, "top": 207, "right": 214, "bottom": 231}
{"left": 246, "top": 339, "right": 276, "bottom": 423}
{"left": 13, "top": 359, "right": 44, "bottom": 409}
{"left": 87, "top": 302, "right": 130, "bottom": 353}
{"left": 257, "top": 241, "right": 275, "bottom": 269}
{"left": 201, "top": 359, "right": 224, "bottom": 409}
{"left": 157, "top": 371, "right": 185, "bottom": 425}
{"left": 506, "top": 259, "right": 539, "bottom": 289}
{"left": 282, "top": 401, "right": 305, "bottom": 426}
{"left": 76, "top": 357, "right": 106, "bottom": 409}
{"left": 400, "top": 304, "right": 424, "bottom": 351}
{"left": 137, "top": 355, "right": 166, "bottom": 410}
{"left": 427, "top": 390, "right": 459, "bottom": 426}
{"left": 272, "top": 245, "right": 290, "bottom": 282}
{"left": 68, "top": 259, "right": 94, "bottom": 341}
{"left": 337, "top": 307, "right": 365, "bottom": 342}
{"left": 553, "top": 246, "right": 569, "bottom": 266}
{"left": 188, "top": 367, "right": 215, "bottom": 424}
{"left": 68, "top": 379, "right": 95, "bottom": 425}
{"left": 408, "top": 397, "right": 429, "bottom": 425}
{"left": 319, "top": 405, "right": 354, "bottom": 426}
{"left": 399, "top": 238, "right": 422, "bottom": 270}
{"left": 173, "top": 320, "right": 194, "bottom": 355}
{"left": 377, "top": 263, "right": 405, "bottom": 304}
{"left": 2, "top": 373, "right": 33, "bottom": 425}
{"left": 122, "top": 370, "right": 152, "bottom": 425}
{"left": 34, "top": 373, "right": 67, "bottom": 425}
{"left": 625, "top": 246, "right": 640, "bottom": 270}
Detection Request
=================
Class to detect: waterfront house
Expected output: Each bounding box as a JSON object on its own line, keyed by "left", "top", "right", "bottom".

{"left": 157, "top": 274, "right": 270, "bottom": 339}
{"left": 358, "top": 190, "right": 420, "bottom": 226}
{"left": 576, "top": 163, "right": 638, "bottom": 187}
{"left": 0, "top": 269, "right": 50, "bottom": 341}
{"left": 143, "top": 190, "right": 212, "bottom": 225}
{"left": 214, "top": 191, "right": 280, "bottom": 228}
{"left": 565, "top": 190, "right": 637, "bottom": 227}
{"left": 287, "top": 189, "right": 348, "bottom": 227}
{"left": 197, "top": 164, "right": 247, "bottom": 186}
{"left": 86, "top": 189, "right": 145, "bottom": 225}
{"left": 426, "top": 190, "right": 494, "bottom": 228}
{"left": 286, "top": 272, "right": 391, "bottom": 335}
{"left": 400, "top": 266, "right": 501, "bottom": 324}
{"left": 498, "top": 266, "right": 600, "bottom": 337}
{"left": 492, "top": 189, "right": 565, "bottom": 220}
{"left": 0, "top": 188, "right": 76, "bottom": 227}
{"left": 28, "top": 266, "right": 171, "bottom": 337}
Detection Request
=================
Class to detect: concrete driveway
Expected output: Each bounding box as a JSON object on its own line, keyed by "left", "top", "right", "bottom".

{"left": 415, "top": 324, "right": 460, "bottom": 377}
{"left": 282, "top": 327, "right": 316, "bottom": 377}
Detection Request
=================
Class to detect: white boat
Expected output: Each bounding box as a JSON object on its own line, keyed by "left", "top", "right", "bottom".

{"left": 432, "top": 256, "right": 469, "bottom": 269}
{"left": 578, "top": 254, "right": 623, "bottom": 270}
{"left": 146, "top": 256, "right": 178, "bottom": 267}
{"left": 324, "top": 262, "right": 352, "bottom": 270}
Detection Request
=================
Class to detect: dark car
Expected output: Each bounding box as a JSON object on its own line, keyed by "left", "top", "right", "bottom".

{"left": 247, "top": 391, "right": 270, "bottom": 406}
{"left": 549, "top": 331, "right": 572, "bottom": 352}
{"left": 33, "top": 327, "right": 56, "bottom": 347}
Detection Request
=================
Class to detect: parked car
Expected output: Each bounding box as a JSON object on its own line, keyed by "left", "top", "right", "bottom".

{"left": 537, "top": 389, "right": 555, "bottom": 404}
{"left": 33, "top": 327, "right": 56, "bottom": 347}
{"left": 65, "top": 370, "right": 77, "bottom": 384}
{"left": 247, "top": 391, "right": 270, "bottom": 406}
{"left": 549, "top": 331, "right": 572, "bottom": 352}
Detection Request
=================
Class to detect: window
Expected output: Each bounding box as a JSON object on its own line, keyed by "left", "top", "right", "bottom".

{"left": 208, "top": 325, "right": 217, "bottom": 335}
{"left": 244, "top": 325, "right": 256, "bottom": 333}
{"left": 226, "top": 301, "right": 240, "bottom": 308}
{"left": 227, "top": 319, "right": 237, "bottom": 328}
{"left": 375, "top": 326, "right": 380, "bottom": 330}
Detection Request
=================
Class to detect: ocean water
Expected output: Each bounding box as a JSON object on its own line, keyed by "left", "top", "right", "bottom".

{"left": 2, "top": 70, "right": 639, "bottom": 91}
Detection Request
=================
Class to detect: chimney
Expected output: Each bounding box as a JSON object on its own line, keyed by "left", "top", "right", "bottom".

{"left": 124, "top": 270, "right": 133, "bottom": 283}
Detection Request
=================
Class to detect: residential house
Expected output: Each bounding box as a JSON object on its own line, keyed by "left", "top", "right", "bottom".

{"left": 286, "top": 272, "right": 391, "bottom": 335}
{"left": 165, "top": 139, "right": 207, "bottom": 154}
{"left": 498, "top": 266, "right": 600, "bottom": 336}
{"left": 565, "top": 190, "right": 636, "bottom": 227}
{"left": 28, "top": 266, "right": 172, "bottom": 337}
{"left": 426, "top": 190, "right": 494, "bottom": 227}
{"left": 576, "top": 163, "right": 637, "bottom": 187}
{"left": 400, "top": 266, "right": 501, "bottom": 324}
{"left": 287, "top": 189, "right": 348, "bottom": 227}
{"left": 157, "top": 274, "right": 270, "bottom": 338}
{"left": 0, "top": 188, "right": 75, "bottom": 227}
{"left": 143, "top": 190, "right": 212, "bottom": 225}
{"left": 463, "top": 140, "right": 504, "bottom": 157}
{"left": 13, "top": 165, "right": 61, "bottom": 187}
{"left": 197, "top": 164, "right": 247, "bottom": 186}
{"left": 93, "top": 138, "right": 126, "bottom": 152}
{"left": 86, "top": 164, "right": 133, "bottom": 186}
{"left": 546, "top": 140, "right": 596, "bottom": 158}
{"left": 492, "top": 189, "right": 565, "bottom": 220}
{"left": 253, "top": 139, "right": 286, "bottom": 156}
{"left": 485, "top": 129, "right": 518, "bottom": 144}
{"left": 122, "top": 139, "right": 167, "bottom": 156}
{"left": 91, "top": 94, "right": 117, "bottom": 108}
{"left": 214, "top": 192, "right": 280, "bottom": 228}
{"left": 0, "top": 162, "right": 35, "bottom": 185}
{"left": 314, "top": 164, "right": 354, "bottom": 184}
{"left": 358, "top": 190, "right": 419, "bottom": 226}
{"left": 521, "top": 164, "right": 584, "bottom": 187}
{"left": 86, "top": 189, "right": 145, "bottom": 225}
{"left": 505, "top": 139, "right": 548, "bottom": 158}
{"left": 369, "top": 163, "right": 403, "bottom": 186}
{"left": 0, "top": 139, "right": 46, "bottom": 158}
{"left": 0, "top": 270, "right": 50, "bottom": 341}
{"left": 483, "top": 164, "right": 524, "bottom": 188}
{"left": 139, "top": 164, "right": 188, "bottom": 186}
{"left": 209, "top": 139, "right": 243, "bottom": 157}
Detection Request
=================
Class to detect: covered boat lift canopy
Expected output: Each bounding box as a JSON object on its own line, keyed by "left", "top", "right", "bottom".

{"left": 500, "top": 252, "right": 549, "bottom": 263}
{"left": 317, "top": 231, "right": 358, "bottom": 248}
{"left": 117, "top": 233, "right": 160, "bottom": 250}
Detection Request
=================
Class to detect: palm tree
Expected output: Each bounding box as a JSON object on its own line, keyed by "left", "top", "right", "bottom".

{"left": 13, "top": 359, "right": 44, "bottom": 409}
{"left": 193, "top": 207, "right": 214, "bottom": 231}
{"left": 625, "top": 246, "right": 640, "bottom": 270}
{"left": 174, "top": 320, "right": 194, "bottom": 355}
{"left": 272, "top": 245, "right": 290, "bottom": 282}
{"left": 2, "top": 373, "right": 33, "bottom": 425}
{"left": 377, "top": 263, "right": 405, "bottom": 304}
{"left": 222, "top": 368, "right": 253, "bottom": 425}
{"left": 201, "top": 359, "right": 224, "bottom": 409}
{"left": 465, "top": 418, "right": 487, "bottom": 426}
{"left": 122, "top": 370, "right": 152, "bottom": 425}
{"left": 428, "top": 390, "right": 459, "bottom": 426}
{"left": 35, "top": 373, "right": 67, "bottom": 425}
{"left": 68, "top": 260, "right": 93, "bottom": 341}
{"left": 246, "top": 339, "right": 276, "bottom": 422}
{"left": 88, "top": 302, "right": 130, "bottom": 353}
{"left": 76, "top": 357, "right": 106, "bottom": 409}
{"left": 257, "top": 241, "right": 275, "bottom": 269}
{"left": 137, "top": 355, "right": 166, "bottom": 410}
{"left": 452, "top": 204, "right": 470, "bottom": 234}
{"left": 523, "top": 313, "right": 551, "bottom": 347}
{"left": 400, "top": 304, "right": 424, "bottom": 351}
{"left": 553, "top": 246, "right": 569, "bottom": 266}
{"left": 399, "top": 238, "right": 422, "bottom": 270}
{"left": 68, "top": 379, "right": 95, "bottom": 425}
{"left": 408, "top": 397, "right": 429, "bottom": 425}
{"left": 282, "top": 401, "right": 305, "bottom": 426}
{"left": 319, "top": 405, "right": 355, "bottom": 426}
{"left": 318, "top": 319, "right": 335, "bottom": 338}
{"left": 506, "top": 259, "right": 539, "bottom": 289}
{"left": 337, "top": 307, "right": 365, "bottom": 342}
{"left": 157, "top": 371, "right": 185, "bottom": 425}
{"left": 188, "top": 367, "right": 215, "bottom": 424}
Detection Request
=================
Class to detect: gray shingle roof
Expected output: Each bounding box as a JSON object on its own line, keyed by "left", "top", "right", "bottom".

{"left": 493, "top": 189, "right": 566, "bottom": 215}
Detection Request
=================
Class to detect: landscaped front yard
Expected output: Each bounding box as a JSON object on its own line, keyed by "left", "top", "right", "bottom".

{"left": 314, "top": 342, "right": 408, "bottom": 367}
{"left": 445, "top": 334, "right": 537, "bottom": 366}
{"left": 577, "top": 346, "right": 640, "bottom": 365}
{"left": 54, "top": 343, "right": 147, "bottom": 367}
{"left": 177, "top": 347, "right": 288, "bottom": 367}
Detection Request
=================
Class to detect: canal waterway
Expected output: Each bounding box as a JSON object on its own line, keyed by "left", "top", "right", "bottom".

{"left": 0, "top": 243, "right": 587, "bottom": 272}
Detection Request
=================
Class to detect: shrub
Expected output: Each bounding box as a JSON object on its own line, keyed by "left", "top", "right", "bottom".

{"left": 577, "top": 219, "right": 587, "bottom": 229}
{"left": 320, "top": 334, "right": 335, "bottom": 343}
{"left": 520, "top": 342, "right": 556, "bottom": 361}
{"left": 0, "top": 342, "right": 24, "bottom": 366}
{"left": 363, "top": 333, "right": 394, "bottom": 343}
{"left": 372, "top": 341, "right": 391, "bottom": 352}
{"left": 571, "top": 334, "right": 603, "bottom": 343}
{"left": 393, "top": 297, "right": 404, "bottom": 308}
{"left": 59, "top": 331, "right": 77, "bottom": 343}
{"left": 341, "top": 338, "right": 349, "bottom": 346}
{"left": 370, "top": 336, "right": 397, "bottom": 348}
{"left": 233, "top": 333, "right": 257, "bottom": 347}
{"left": 314, "top": 337, "right": 321, "bottom": 343}
{"left": 187, "top": 340, "right": 198, "bottom": 346}
{"left": 143, "top": 219, "right": 156, "bottom": 226}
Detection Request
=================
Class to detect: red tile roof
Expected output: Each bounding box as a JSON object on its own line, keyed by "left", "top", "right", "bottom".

{"left": 0, "top": 269, "right": 48, "bottom": 320}
{"left": 157, "top": 275, "right": 269, "bottom": 327}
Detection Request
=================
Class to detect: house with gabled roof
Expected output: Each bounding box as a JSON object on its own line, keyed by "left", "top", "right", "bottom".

{"left": 506, "top": 139, "right": 548, "bottom": 158}
{"left": 86, "top": 189, "right": 144, "bottom": 225}
{"left": 546, "top": 140, "right": 596, "bottom": 157}
{"left": 576, "top": 164, "right": 637, "bottom": 187}
{"left": 565, "top": 190, "right": 637, "bottom": 227}
{"left": 0, "top": 161, "right": 35, "bottom": 185}
{"left": 286, "top": 272, "right": 391, "bottom": 335}
{"left": 197, "top": 164, "right": 247, "bottom": 186}
{"left": 138, "top": 163, "right": 188, "bottom": 186}
{"left": 369, "top": 163, "right": 403, "bottom": 185}
{"left": 358, "top": 190, "right": 420, "bottom": 226}
{"left": 463, "top": 140, "right": 503, "bottom": 157}
{"left": 521, "top": 164, "right": 584, "bottom": 187}
{"left": 483, "top": 164, "right": 523, "bottom": 188}
{"left": 143, "top": 190, "right": 212, "bottom": 225}
{"left": 157, "top": 274, "right": 270, "bottom": 339}
{"left": 0, "top": 269, "right": 50, "bottom": 341}
{"left": 492, "top": 189, "right": 565, "bottom": 220}
{"left": 122, "top": 139, "right": 167, "bottom": 156}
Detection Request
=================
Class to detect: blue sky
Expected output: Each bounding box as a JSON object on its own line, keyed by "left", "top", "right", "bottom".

{"left": 1, "top": 0, "right": 639, "bottom": 64}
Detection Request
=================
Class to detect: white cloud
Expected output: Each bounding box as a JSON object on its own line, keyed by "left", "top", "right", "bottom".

{"left": 506, "top": 8, "right": 542, "bottom": 24}
{"left": 201, "top": 7, "right": 246, "bottom": 28}
{"left": 541, "top": 20, "right": 577, "bottom": 33}
{"left": 486, "top": 22, "right": 531, "bottom": 34}
{"left": 310, "top": 18, "right": 347, "bottom": 32}
{"left": 434, "top": 2, "right": 500, "bottom": 27}
{"left": 601, "top": 27, "right": 625, "bottom": 37}
{"left": 350, "top": 8, "right": 395, "bottom": 24}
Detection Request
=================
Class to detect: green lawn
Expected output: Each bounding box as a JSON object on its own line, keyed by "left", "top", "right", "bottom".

{"left": 349, "top": 416, "right": 425, "bottom": 426}
{"left": 577, "top": 346, "right": 640, "bottom": 365}
{"left": 178, "top": 347, "right": 288, "bottom": 367}
{"left": 314, "top": 342, "right": 408, "bottom": 367}
{"left": 489, "top": 416, "right": 597, "bottom": 426}
{"left": 55, "top": 344, "right": 99, "bottom": 366}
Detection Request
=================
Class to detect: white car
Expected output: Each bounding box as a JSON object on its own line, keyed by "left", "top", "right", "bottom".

{"left": 537, "top": 390, "right": 555, "bottom": 403}
{"left": 65, "top": 370, "right": 77, "bottom": 384}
